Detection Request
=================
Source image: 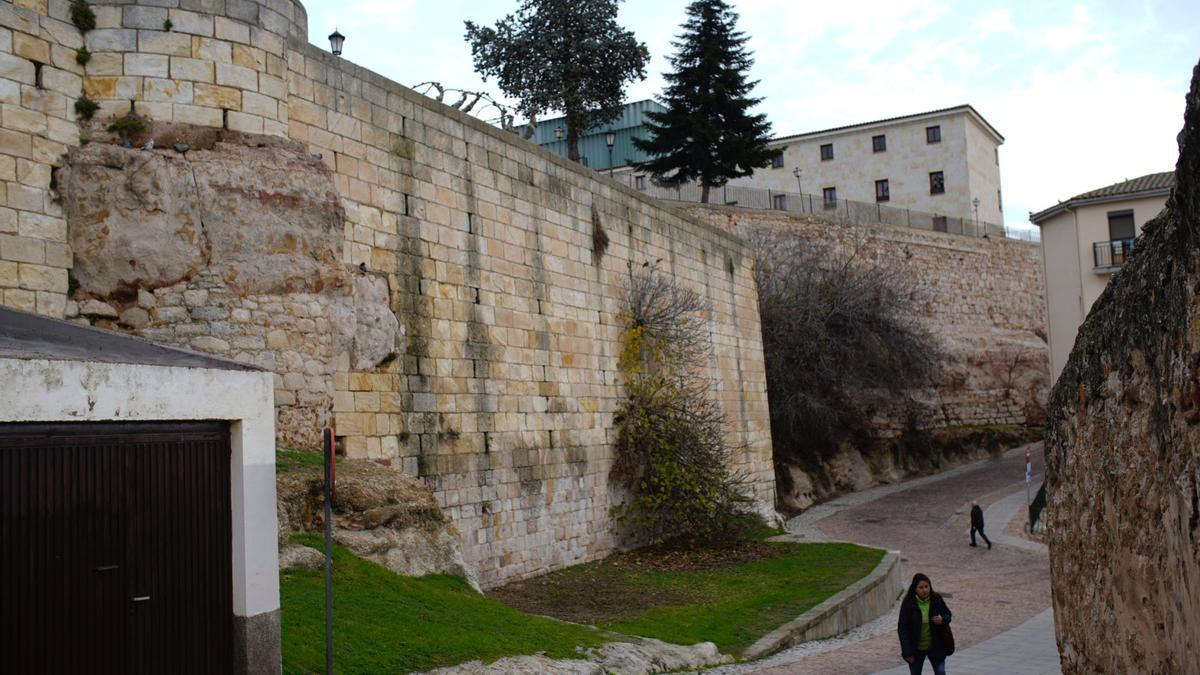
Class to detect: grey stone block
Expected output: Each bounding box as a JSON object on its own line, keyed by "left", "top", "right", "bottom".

{"left": 232, "top": 609, "right": 281, "bottom": 675}
{"left": 225, "top": 0, "right": 259, "bottom": 24}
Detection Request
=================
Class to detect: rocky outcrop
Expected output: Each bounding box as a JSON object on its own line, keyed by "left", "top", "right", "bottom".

{"left": 57, "top": 130, "right": 404, "bottom": 447}
{"left": 277, "top": 454, "right": 480, "bottom": 591}
{"left": 1045, "top": 61, "right": 1200, "bottom": 673}
{"left": 420, "top": 638, "right": 730, "bottom": 675}
{"left": 61, "top": 135, "right": 344, "bottom": 299}
{"left": 778, "top": 426, "right": 1035, "bottom": 512}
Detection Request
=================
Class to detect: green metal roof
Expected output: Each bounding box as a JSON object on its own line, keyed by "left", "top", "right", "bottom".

{"left": 516, "top": 99, "right": 667, "bottom": 170}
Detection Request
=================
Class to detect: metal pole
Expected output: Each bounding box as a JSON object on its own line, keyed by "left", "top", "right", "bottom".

{"left": 1024, "top": 446, "right": 1033, "bottom": 532}
{"left": 608, "top": 146, "right": 613, "bottom": 177}
{"left": 323, "top": 428, "right": 335, "bottom": 675}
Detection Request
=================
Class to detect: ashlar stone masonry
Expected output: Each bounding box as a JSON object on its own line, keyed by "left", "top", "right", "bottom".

{"left": 0, "top": 0, "right": 774, "bottom": 586}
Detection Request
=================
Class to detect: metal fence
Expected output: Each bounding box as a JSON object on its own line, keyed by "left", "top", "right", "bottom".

{"left": 614, "top": 175, "right": 1041, "bottom": 243}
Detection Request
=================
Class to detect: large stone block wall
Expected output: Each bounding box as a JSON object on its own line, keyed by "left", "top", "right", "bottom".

{"left": 688, "top": 205, "right": 1050, "bottom": 430}
{"left": 0, "top": 0, "right": 774, "bottom": 586}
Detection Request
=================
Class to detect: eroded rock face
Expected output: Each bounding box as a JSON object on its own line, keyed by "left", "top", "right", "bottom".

{"left": 350, "top": 274, "right": 402, "bottom": 370}
{"left": 1045, "top": 61, "right": 1200, "bottom": 674}
{"left": 62, "top": 139, "right": 344, "bottom": 298}
{"left": 277, "top": 456, "right": 480, "bottom": 590}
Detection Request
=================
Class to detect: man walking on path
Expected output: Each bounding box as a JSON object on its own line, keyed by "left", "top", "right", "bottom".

{"left": 970, "top": 501, "right": 991, "bottom": 549}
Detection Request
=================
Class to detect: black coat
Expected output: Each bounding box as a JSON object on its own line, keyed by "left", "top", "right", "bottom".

{"left": 897, "top": 592, "right": 953, "bottom": 659}
{"left": 971, "top": 504, "right": 985, "bottom": 529}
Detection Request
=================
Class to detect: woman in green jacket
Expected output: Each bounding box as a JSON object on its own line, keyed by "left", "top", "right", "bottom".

{"left": 897, "top": 572, "right": 953, "bottom": 674}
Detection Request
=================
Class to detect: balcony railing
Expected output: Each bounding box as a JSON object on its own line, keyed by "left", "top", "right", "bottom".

{"left": 1093, "top": 238, "right": 1134, "bottom": 270}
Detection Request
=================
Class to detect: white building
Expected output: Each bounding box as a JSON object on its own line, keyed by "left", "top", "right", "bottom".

{"left": 726, "top": 105, "right": 1005, "bottom": 226}
{"left": 1029, "top": 172, "right": 1173, "bottom": 380}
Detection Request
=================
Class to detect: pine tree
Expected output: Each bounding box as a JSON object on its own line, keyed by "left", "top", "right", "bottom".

{"left": 465, "top": 0, "right": 649, "bottom": 163}
{"left": 633, "top": 0, "right": 778, "bottom": 203}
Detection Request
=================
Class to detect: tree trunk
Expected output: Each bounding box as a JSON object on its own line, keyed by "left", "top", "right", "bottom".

{"left": 567, "top": 125, "right": 581, "bottom": 162}
{"left": 701, "top": 184, "right": 710, "bottom": 204}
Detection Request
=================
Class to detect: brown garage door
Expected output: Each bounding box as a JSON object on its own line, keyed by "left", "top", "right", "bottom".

{"left": 0, "top": 422, "right": 233, "bottom": 675}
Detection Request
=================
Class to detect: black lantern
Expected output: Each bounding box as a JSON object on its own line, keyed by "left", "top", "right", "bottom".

{"left": 604, "top": 131, "right": 616, "bottom": 176}
{"left": 328, "top": 29, "right": 345, "bottom": 56}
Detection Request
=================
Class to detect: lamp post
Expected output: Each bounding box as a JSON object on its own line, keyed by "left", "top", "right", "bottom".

{"left": 604, "top": 130, "right": 616, "bottom": 177}
{"left": 972, "top": 197, "right": 981, "bottom": 235}
{"left": 792, "top": 167, "right": 804, "bottom": 213}
{"left": 328, "top": 29, "right": 344, "bottom": 56}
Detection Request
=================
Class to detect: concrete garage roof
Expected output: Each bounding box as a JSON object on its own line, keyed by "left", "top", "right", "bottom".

{"left": 0, "top": 306, "right": 256, "bottom": 371}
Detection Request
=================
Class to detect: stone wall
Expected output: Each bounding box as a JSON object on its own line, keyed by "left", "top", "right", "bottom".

{"left": 687, "top": 205, "right": 1051, "bottom": 432}
{"left": 0, "top": 0, "right": 774, "bottom": 587}
{"left": 1044, "top": 63, "right": 1200, "bottom": 673}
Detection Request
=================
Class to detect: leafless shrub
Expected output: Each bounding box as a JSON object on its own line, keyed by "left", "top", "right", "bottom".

{"left": 750, "top": 226, "right": 941, "bottom": 466}
{"left": 612, "top": 262, "right": 755, "bottom": 547}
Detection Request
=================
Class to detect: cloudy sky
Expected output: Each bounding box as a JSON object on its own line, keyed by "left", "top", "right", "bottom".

{"left": 298, "top": 0, "right": 1198, "bottom": 231}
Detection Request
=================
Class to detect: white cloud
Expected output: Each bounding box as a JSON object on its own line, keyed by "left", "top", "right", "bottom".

{"left": 975, "top": 9, "right": 1013, "bottom": 37}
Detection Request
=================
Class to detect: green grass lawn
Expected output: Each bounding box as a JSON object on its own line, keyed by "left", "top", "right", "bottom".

{"left": 280, "top": 535, "right": 608, "bottom": 674}
{"left": 276, "top": 447, "right": 325, "bottom": 472}
{"left": 491, "top": 541, "right": 884, "bottom": 656}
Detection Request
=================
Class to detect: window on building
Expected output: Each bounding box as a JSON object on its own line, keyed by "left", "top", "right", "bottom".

{"left": 926, "top": 125, "right": 941, "bottom": 143}
{"left": 932, "top": 215, "right": 948, "bottom": 232}
{"left": 997, "top": 189, "right": 1002, "bottom": 211}
{"left": 772, "top": 193, "right": 787, "bottom": 210}
{"left": 995, "top": 148, "right": 999, "bottom": 164}
{"left": 1107, "top": 210, "right": 1136, "bottom": 241}
{"left": 820, "top": 143, "right": 834, "bottom": 161}
{"left": 771, "top": 153, "right": 785, "bottom": 168}
{"left": 929, "top": 171, "right": 945, "bottom": 194}
{"left": 872, "top": 135, "right": 887, "bottom": 152}
{"left": 634, "top": 175, "right": 646, "bottom": 190}
{"left": 875, "top": 179, "right": 890, "bottom": 202}
{"left": 822, "top": 186, "right": 837, "bottom": 208}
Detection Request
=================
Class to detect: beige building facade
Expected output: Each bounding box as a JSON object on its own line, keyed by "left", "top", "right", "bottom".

{"left": 1030, "top": 172, "right": 1173, "bottom": 380}
{"left": 727, "top": 105, "right": 1005, "bottom": 225}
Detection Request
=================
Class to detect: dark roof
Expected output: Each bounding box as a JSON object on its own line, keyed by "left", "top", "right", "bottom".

{"left": 772, "top": 104, "right": 1004, "bottom": 144}
{"left": 1067, "top": 172, "right": 1175, "bottom": 201}
{"left": 0, "top": 305, "right": 257, "bottom": 371}
{"left": 1030, "top": 172, "right": 1175, "bottom": 224}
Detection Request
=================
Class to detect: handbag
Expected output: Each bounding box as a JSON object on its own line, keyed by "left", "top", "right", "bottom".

{"left": 937, "top": 621, "right": 955, "bottom": 656}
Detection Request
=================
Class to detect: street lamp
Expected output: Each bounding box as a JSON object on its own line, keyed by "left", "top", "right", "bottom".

{"left": 328, "top": 29, "right": 344, "bottom": 56}
{"left": 604, "top": 130, "right": 616, "bottom": 177}
{"left": 554, "top": 127, "right": 564, "bottom": 140}
{"left": 792, "top": 167, "right": 804, "bottom": 212}
{"left": 972, "top": 197, "right": 981, "bottom": 235}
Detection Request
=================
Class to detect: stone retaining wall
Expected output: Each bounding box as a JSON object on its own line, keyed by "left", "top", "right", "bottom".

{"left": 744, "top": 549, "right": 903, "bottom": 660}
{"left": 0, "top": 0, "right": 774, "bottom": 587}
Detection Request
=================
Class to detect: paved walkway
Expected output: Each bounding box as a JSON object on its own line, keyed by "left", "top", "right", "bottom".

{"left": 873, "top": 609, "right": 1060, "bottom": 675}
{"left": 703, "top": 445, "right": 1062, "bottom": 674}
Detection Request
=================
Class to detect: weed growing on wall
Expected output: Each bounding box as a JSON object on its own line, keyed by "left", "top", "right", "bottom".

{"left": 74, "top": 95, "right": 99, "bottom": 121}
{"left": 612, "top": 263, "right": 755, "bottom": 547}
{"left": 69, "top": 0, "right": 96, "bottom": 32}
